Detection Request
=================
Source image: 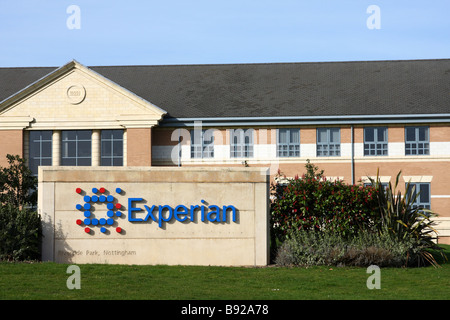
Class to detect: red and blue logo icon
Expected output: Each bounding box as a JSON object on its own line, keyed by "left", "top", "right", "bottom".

{"left": 75, "top": 187, "right": 123, "bottom": 234}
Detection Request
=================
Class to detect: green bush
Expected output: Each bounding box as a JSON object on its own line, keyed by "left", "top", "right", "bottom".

{"left": 0, "top": 203, "right": 42, "bottom": 261}
{"left": 270, "top": 161, "right": 379, "bottom": 244}
{"left": 275, "top": 228, "right": 425, "bottom": 267}
{"left": 270, "top": 162, "right": 446, "bottom": 267}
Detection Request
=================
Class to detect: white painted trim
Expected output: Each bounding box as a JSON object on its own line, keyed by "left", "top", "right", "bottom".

{"left": 388, "top": 142, "right": 405, "bottom": 157}
{"left": 403, "top": 176, "right": 433, "bottom": 183}
{"left": 326, "top": 176, "right": 345, "bottom": 182}
{"left": 430, "top": 142, "right": 450, "bottom": 156}
{"left": 300, "top": 143, "right": 316, "bottom": 158}
{"left": 0, "top": 116, "right": 34, "bottom": 130}
{"left": 152, "top": 144, "right": 450, "bottom": 164}
{"left": 361, "top": 176, "right": 391, "bottom": 183}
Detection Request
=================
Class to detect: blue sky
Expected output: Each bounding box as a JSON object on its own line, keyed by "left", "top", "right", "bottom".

{"left": 0, "top": 0, "right": 449, "bottom": 67}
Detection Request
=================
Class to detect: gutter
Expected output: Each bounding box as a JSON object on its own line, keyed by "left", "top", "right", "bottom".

{"left": 159, "top": 113, "right": 450, "bottom": 127}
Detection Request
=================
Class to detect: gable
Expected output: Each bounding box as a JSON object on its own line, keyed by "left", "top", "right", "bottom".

{"left": 0, "top": 61, "right": 166, "bottom": 130}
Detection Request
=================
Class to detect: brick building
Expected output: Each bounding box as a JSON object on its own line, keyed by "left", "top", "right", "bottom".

{"left": 0, "top": 59, "right": 449, "bottom": 243}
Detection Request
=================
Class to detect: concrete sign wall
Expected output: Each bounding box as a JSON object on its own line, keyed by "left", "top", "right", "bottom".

{"left": 38, "top": 166, "right": 270, "bottom": 266}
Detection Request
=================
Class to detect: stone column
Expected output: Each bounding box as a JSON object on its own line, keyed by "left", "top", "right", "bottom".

{"left": 52, "top": 130, "right": 60, "bottom": 166}
{"left": 92, "top": 129, "right": 101, "bottom": 166}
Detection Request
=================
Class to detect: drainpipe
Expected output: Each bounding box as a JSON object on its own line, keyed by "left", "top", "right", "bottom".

{"left": 178, "top": 128, "right": 181, "bottom": 167}
{"left": 351, "top": 125, "right": 355, "bottom": 185}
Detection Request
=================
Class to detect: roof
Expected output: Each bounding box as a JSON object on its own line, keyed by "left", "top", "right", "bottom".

{"left": 1, "top": 59, "right": 449, "bottom": 121}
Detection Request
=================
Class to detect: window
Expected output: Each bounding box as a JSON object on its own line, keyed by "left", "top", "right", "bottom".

{"left": 61, "top": 130, "right": 92, "bottom": 166}
{"left": 364, "top": 127, "right": 388, "bottom": 156}
{"left": 191, "top": 129, "right": 214, "bottom": 158}
{"left": 101, "top": 130, "right": 124, "bottom": 166}
{"left": 230, "top": 129, "right": 254, "bottom": 158}
{"left": 364, "top": 182, "right": 389, "bottom": 191}
{"left": 406, "top": 182, "right": 431, "bottom": 210}
{"left": 29, "top": 130, "right": 52, "bottom": 176}
{"left": 277, "top": 129, "right": 300, "bottom": 157}
{"left": 317, "top": 128, "right": 340, "bottom": 156}
{"left": 405, "top": 126, "right": 429, "bottom": 155}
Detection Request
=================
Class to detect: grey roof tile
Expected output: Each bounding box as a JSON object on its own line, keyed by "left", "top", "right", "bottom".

{"left": 1, "top": 59, "right": 449, "bottom": 119}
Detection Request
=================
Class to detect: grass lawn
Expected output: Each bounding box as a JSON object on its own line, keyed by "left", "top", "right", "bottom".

{"left": 0, "top": 245, "right": 449, "bottom": 300}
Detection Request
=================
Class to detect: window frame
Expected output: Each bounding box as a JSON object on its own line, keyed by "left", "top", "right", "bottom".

{"left": 405, "top": 126, "right": 430, "bottom": 156}
{"left": 100, "top": 129, "right": 124, "bottom": 166}
{"left": 364, "top": 127, "right": 388, "bottom": 156}
{"left": 29, "top": 130, "right": 53, "bottom": 176}
{"left": 190, "top": 129, "right": 214, "bottom": 159}
{"left": 405, "top": 182, "right": 431, "bottom": 210}
{"left": 61, "top": 130, "right": 92, "bottom": 166}
{"left": 230, "top": 128, "right": 254, "bottom": 158}
{"left": 363, "top": 182, "right": 389, "bottom": 192}
{"left": 276, "top": 128, "right": 300, "bottom": 158}
{"left": 316, "top": 128, "right": 340, "bottom": 157}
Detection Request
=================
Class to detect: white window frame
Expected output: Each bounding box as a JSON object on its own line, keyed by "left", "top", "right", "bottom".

{"left": 364, "top": 127, "right": 388, "bottom": 156}
{"left": 230, "top": 129, "right": 254, "bottom": 158}
{"left": 317, "top": 128, "right": 340, "bottom": 157}
{"left": 406, "top": 182, "right": 431, "bottom": 210}
{"left": 405, "top": 126, "right": 429, "bottom": 155}
{"left": 277, "top": 129, "right": 300, "bottom": 157}
{"left": 190, "top": 129, "right": 214, "bottom": 159}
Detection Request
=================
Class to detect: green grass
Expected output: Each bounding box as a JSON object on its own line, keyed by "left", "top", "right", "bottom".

{"left": 1, "top": 245, "right": 449, "bottom": 300}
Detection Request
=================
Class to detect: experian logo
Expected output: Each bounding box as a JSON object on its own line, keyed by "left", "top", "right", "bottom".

{"left": 128, "top": 198, "right": 238, "bottom": 228}
{"left": 75, "top": 187, "right": 124, "bottom": 234}
{"left": 75, "top": 187, "right": 238, "bottom": 234}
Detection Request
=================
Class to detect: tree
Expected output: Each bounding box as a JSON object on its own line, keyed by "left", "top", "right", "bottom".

{"left": 0, "top": 154, "right": 37, "bottom": 207}
{"left": 0, "top": 155, "right": 41, "bottom": 261}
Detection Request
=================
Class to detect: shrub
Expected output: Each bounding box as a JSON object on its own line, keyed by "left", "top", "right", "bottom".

{"left": 368, "top": 171, "right": 445, "bottom": 267}
{"left": 270, "top": 161, "right": 379, "bottom": 245}
{"left": 0, "top": 203, "right": 42, "bottom": 261}
{"left": 275, "top": 228, "right": 426, "bottom": 267}
{"left": 270, "top": 162, "right": 445, "bottom": 267}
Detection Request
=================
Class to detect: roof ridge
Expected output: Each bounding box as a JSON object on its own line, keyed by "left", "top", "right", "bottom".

{"left": 0, "top": 66, "right": 57, "bottom": 70}
{"left": 1, "top": 58, "right": 449, "bottom": 69}
{"left": 88, "top": 58, "right": 450, "bottom": 68}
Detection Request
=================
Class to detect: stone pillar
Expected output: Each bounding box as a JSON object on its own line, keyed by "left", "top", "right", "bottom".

{"left": 92, "top": 129, "right": 101, "bottom": 166}
{"left": 52, "top": 130, "right": 60, "bottom": 166}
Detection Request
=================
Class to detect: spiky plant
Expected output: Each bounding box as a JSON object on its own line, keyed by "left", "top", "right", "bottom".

{"left": 369, "top": 170, "right": 445, "bottom": 267}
